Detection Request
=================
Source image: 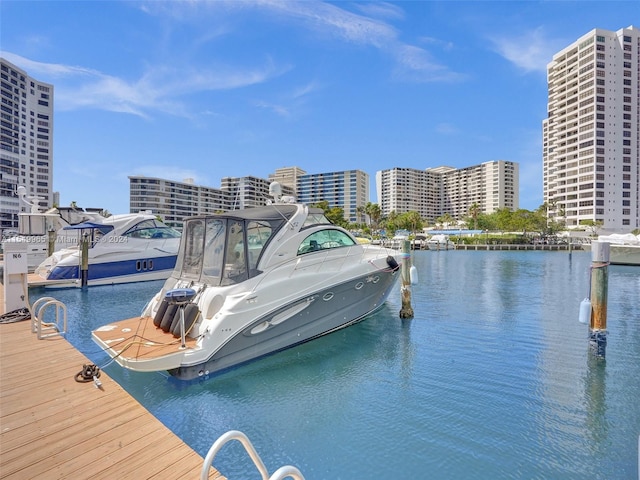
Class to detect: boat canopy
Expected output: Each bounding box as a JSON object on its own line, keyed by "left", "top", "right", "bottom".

{"left": 174, "top": 207, "right": 296, "bottom": 286}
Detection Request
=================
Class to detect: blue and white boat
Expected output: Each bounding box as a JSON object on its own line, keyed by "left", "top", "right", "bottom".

{"left": 34, "top": 212, "right": 181, "bottom": 286}
{"left": 92, "top": 183, "right": 401, "bottom": 380}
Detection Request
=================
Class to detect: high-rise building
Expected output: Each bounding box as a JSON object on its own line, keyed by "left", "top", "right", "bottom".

{"left": 269, "top": 166, "right": 307, "bottom": 195}
{"left": 296, "top": 170, "right": 369, "bottom": 223}
{"left": 0, "top": 58, "right": 54, "bottom": 231}
{"left": 129, "top": 174, "right": 295, "bottom": 228}
{"left": 543, "top": 26, "right": 639, "bottom": 231}
{"left": 376, "top": 161, "right": 519, "bottom": 222}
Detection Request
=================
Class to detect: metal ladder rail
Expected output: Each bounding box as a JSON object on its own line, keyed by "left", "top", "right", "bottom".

{"left": 200, "top": 430, "right": 305, "bottom": 480}
{"left": 30, "top": 297, "right": 67, "bottom": 340}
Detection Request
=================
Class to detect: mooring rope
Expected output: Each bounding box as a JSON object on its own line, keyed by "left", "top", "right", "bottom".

{"left": 0, "top": 308, "right": 31, "bottom": 324}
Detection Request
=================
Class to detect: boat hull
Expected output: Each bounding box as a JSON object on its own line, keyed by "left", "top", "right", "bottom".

{"left": 581, "top": 243, "right": 640, "bottom": 266}
{"left": 92, "top": 264, "right": 399, "bottom": 380}
{"left": 169, "top": 267, "right": 398, "bottom": 380}
{"left": 45, "top": 255, "right": 177, "bottom": 286}
{"left": 607, "top": 244, "right": 640, "bottom": 266}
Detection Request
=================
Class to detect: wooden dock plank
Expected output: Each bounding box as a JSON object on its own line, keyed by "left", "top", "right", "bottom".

{"left": 0, "top": 318, "right": 225, "bottom": 480}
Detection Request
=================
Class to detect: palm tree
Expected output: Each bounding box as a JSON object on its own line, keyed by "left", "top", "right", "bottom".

{"left": 365, "top": 202, "right": 382, "bottom": 232}
{"left": 468, "top": 203, "right": 480, "bottom": 230}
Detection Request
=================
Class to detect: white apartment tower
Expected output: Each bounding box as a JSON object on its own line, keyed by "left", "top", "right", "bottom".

{"left": 296, "top": 170, "right": 369, "bottom": 223}
{"left": 376, "top": 161, "right": 519, "bottom": 222}
{"left": 0, "top": 58, "right": 54, "bottom": 231}
{"left": 543, "top": 26, "right": 639, "bottom": 231}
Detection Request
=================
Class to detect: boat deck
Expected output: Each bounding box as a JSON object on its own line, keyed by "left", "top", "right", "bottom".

{"left": 93, "top": 315, "right": 198, "bottom": 361}
{"left": 0, "top": 312, "right": 224, "bottom": 479}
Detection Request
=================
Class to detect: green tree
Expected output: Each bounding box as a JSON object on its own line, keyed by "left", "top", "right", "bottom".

{"left": 468, "top": 203, "right": 481, "bottom": 230}
{"left": 365, "top": 202, "right": 382, "bottom": 231}
{"left": 397, "top": 211, "right": 423, "bottom": 233}
{"left": 435, "top": 213, "right": 454, "bottom": 229}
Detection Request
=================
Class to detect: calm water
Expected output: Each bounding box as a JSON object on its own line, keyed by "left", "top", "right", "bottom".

{"left": 32, "top": 250, "right": 640, "bottom": 480}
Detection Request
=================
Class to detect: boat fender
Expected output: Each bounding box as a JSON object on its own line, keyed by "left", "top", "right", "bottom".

{"left": 410, "top": 265, "right": 418, "bottom": 285}
{"left": 153, "top": 299, "right": 170, "bottom": 327}
{"left": 386, "top": 256, "right": 400, "bottom": 272}
{"left": 578, "top": 298, "right": 591, "bottom": 324}
{"left": 170, "top": 303, "right": 200, "bottom": 338}
{"left": 159, "top": 304, "right": 179, "bottom": 332}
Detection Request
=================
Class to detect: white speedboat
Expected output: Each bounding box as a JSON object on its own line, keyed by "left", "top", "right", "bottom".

{"left": 426, "top": 234, "right": 455, "bottom": 250}
{"left": 34, "top": 212, "right": 181, "bottom": 286}
{"left": 92, "top": 188, "right": 401, "bottom": 380}
{"left": 3, "top": 186, "right": 108, "bottom": 271}
{"left": 582, "top": 233, "right": 640, "bottom": 266}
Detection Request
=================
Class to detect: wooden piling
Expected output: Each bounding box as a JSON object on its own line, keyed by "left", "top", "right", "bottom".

{"left": 399, "top": 240, "right": 414, "bottom": 319}
{"left": 80, "top": 232, "right": 89, "bottom": 289}
{"left": 47, "top": 228, "right": 56, "bottom": 256}
{"left": 589, "top": 241, "right": 609, "bottom": 357}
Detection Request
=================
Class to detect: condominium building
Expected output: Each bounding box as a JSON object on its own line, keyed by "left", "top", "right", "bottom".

{"left": 268, "top": 166, "right": 307, "bottom": 195}
{"left": 0, "top": 58, "right": 54, "bottom": 231}
{"left": 543, "top": 26, "right": 639, "bottom": 231}
{"left": 296, "top": 170, "right": 369, "bottom": 223}
{"left": 376, "top": 161, "right": 519, "bottom": 222}
{"left": 129, "top": 175, "right": 294, "bottom": 228}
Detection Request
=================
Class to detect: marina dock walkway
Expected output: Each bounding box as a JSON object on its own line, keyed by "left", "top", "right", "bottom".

{"left": 0, "top": 282, "right": 225, "bottom": 479}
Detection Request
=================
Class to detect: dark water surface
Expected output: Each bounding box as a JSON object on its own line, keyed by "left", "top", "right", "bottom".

{"left": 32, "top": 250, "right": 640, "bottom": 479}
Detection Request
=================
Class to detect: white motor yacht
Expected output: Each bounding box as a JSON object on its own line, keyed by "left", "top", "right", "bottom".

{"left": 35, "top": 212, "right": 181, "bottom": 286}
{"left": 92, "top": 186, "right": 401, "bottom": 380}
{"left": 582, "top": 233, "right": 640, "bottom": 266}
{"left": 426, "top": 234, "right": 455, "bottom": 250}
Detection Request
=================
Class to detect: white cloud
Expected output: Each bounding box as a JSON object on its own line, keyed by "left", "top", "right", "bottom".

{"left": 144, "top": 0, "right": 462, "bottom": 83}
{"left": 1, "top": 52, "right": 286, "bottom": 118}
{"left": 489, "top": 27, "right": 563, "bottom": 73}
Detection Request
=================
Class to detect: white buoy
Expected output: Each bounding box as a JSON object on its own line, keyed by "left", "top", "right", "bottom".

{"left": 410, "top": 265, "right": 418, "bottom": 285}
{"left": 578, "top": 297, "right": 591, "bottom": 324}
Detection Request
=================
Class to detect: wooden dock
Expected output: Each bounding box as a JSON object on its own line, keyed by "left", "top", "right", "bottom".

{"left": 0, "top": 285, "right": 225, "bottom": 479}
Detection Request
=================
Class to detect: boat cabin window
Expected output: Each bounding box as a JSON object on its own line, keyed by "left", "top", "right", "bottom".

{"left": 123, "top": 219, "right": 181, "bottom": 239}
{"left": 223, "top": 221, "right": 248, "bottom": 285}
{"left": 181, "top": 219, "right": 206, "bottom": 278}
{"left": 297, "top": 229, "right": 356, "bottom": 255}
{"left": 246, "top": 221, "right": 273, "bottom": 272}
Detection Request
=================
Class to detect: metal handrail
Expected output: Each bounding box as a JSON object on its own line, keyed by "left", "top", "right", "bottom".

{"left": 200, "top": 430, "right": 305, "bottom": 480}
{"left": 31, "top": 297, "right": 67, "bottom": 339}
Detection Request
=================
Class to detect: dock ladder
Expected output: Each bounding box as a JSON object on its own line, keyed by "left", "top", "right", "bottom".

{"left": 200, "top": 430, "right": 305, "bottom": 480}
{"left": 30, "top": 297, "right": 67, "bottom": 339}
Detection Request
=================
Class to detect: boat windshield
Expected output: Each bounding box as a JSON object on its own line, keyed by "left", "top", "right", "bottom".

{"left": 123, "top": 219, "right": 181, "bottom": 239}
{"left": 175, "top": 216, "right": 280, "bottom": 286}
{"left": 297, "top": 229, "right": 356, "bottom": 255}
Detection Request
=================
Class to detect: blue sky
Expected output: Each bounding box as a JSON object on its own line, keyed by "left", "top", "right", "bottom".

{"left": 1, "top": 1, "right": 637, "bottom": 214}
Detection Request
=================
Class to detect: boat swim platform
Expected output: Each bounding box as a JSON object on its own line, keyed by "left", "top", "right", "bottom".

{"left": 27, "top": 272, "right": 79, "bottom": 288}
{"left": 0, "top": 313, "right": 226, "bottom": 479}
{"left": 93, "top": 316, "right": 198, "bottom": 362}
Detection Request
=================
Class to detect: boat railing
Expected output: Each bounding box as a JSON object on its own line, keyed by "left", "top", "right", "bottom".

{"left": 30, "top": 296, "right": 67, "bottom": 340}
{"left": 200, "top": 430, "right": 305, "bottom": 480}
